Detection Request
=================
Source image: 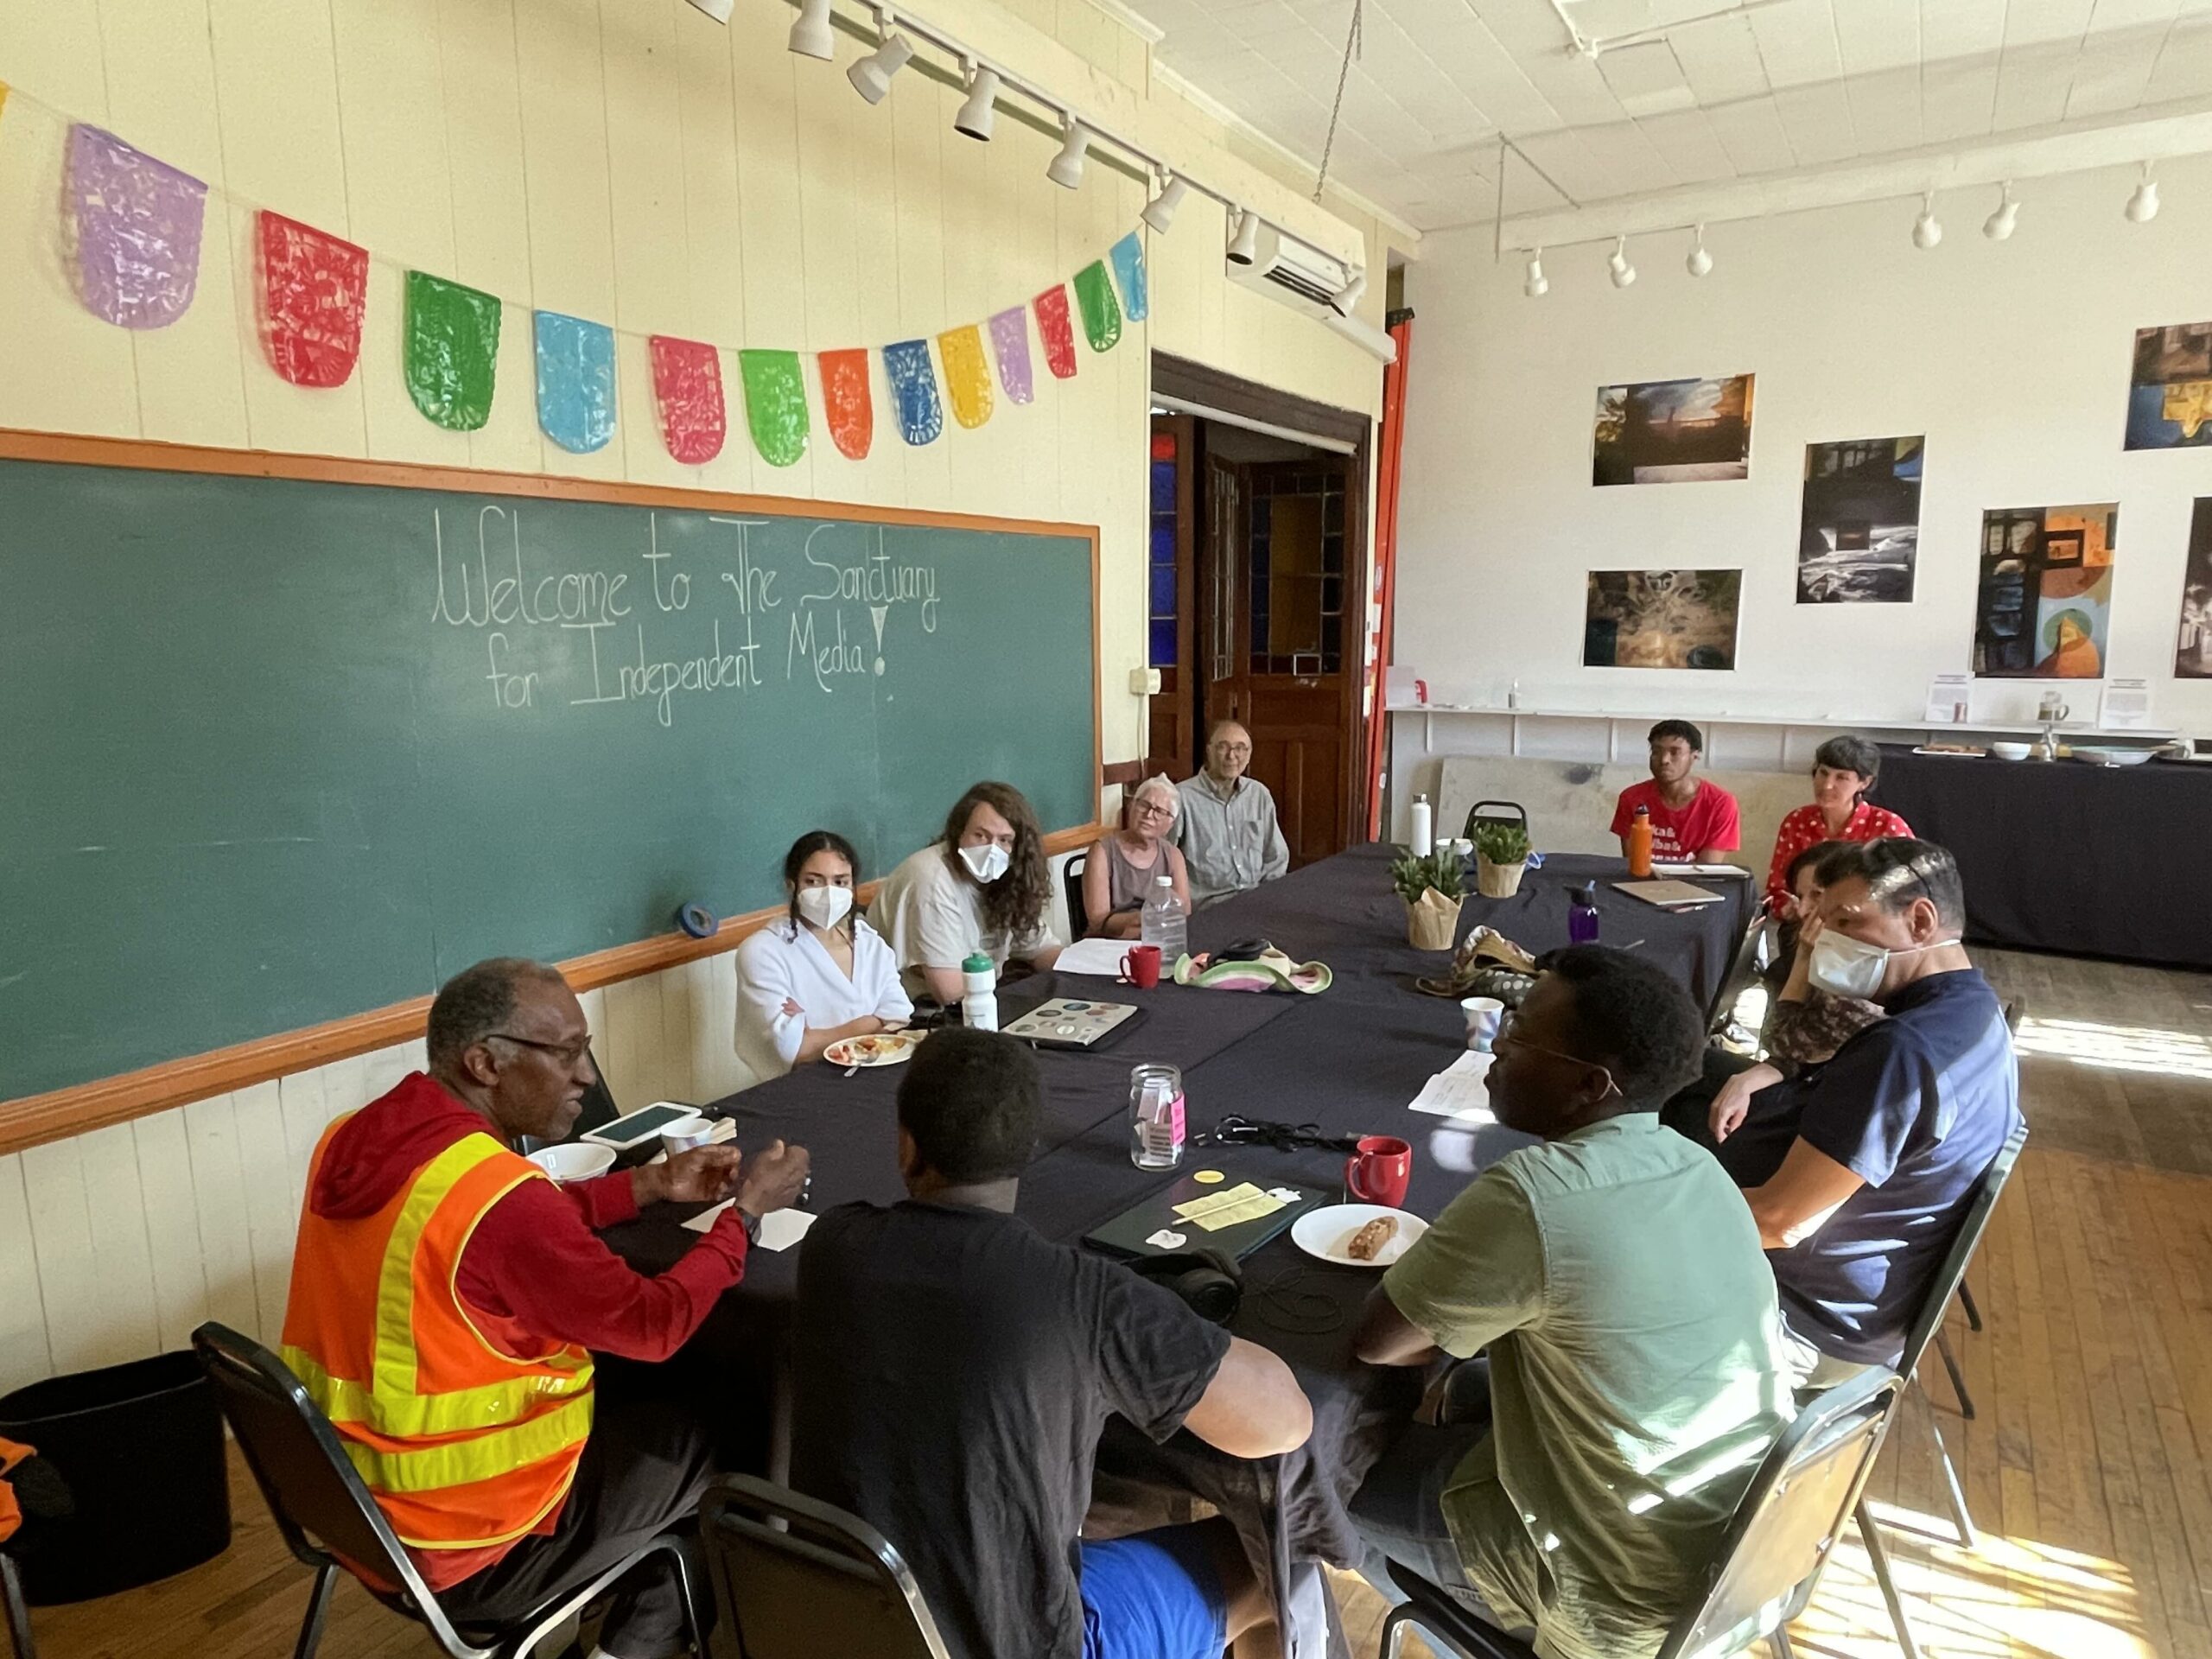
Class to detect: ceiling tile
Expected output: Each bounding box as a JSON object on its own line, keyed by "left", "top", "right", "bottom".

{"left": 1745, "top": 0, "right": 1846, "bottom": 89}
{"left": 1633, "top": 107, "right": 1738, "bottom": 182}
{"left": 1844, "top": 65, "right": 1924, "bottom": 152}
{"left": 1703, "top": 94, "right": 1799, "bottom": 173}
{"left": 1770, "top": 79, "right": 1859, "bottom": 162}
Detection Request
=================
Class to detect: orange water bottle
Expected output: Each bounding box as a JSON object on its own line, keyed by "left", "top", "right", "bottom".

{"left": 1627, "top": 804, "right": 1655, "bottom": 878}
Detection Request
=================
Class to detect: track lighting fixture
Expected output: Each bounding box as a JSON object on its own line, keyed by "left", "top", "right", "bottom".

{"left": 1142, "top": 172, "right": 1188, "bottom": 234}
{"left": 1686, "top": 225, "right": 1712, "bottom": 277}
{"left": 1325, "top": 308, "right": 1397, "bottom": 365}
{"left": 687, "top": 0, "right": 736, "bottom": 21}
{"left": 1607, "top": 235, "right": 1636, "bottom": 289}
{"left": 1227, "top": 207, "right": 1262, "bottom": 265}
{"left": 848, "top": 11, "right": 914, "bottom": 104}
{"left": 953, "top": 63, "right": 999, "bottom": 141}
{"left": 1983, "top": 183, "right": 2018, "bottom": 241}
{"left": 786, "top": 0, "right": 835, "bottom": 57}
{"left": 1523, "top": 251, "right": 1548, "bottom": 298}
{"left": 1328, "top": 270, "right": 1366, "bottom": 317}
{"left": 1046, "top": 118, "right": 1090, "bottom": 189}
{"left": 1912, "top": 193, "right": 1942, "bottom": 249}
{"left": 2126, "top": 165, "right": 2159, "bottom": 224}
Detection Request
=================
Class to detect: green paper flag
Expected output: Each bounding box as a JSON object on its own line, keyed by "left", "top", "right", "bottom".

{"left": 404, "top": 271, "right": 501, "bottom": 431}
{"left": 739, "top": 349, "right": 809, "bottom": 467}
{"left": 1072, "top": 260, "right": 1122, "bottom": 353}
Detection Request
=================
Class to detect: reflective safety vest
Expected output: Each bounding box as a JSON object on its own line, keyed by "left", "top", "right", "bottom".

{"left": 280, "top": 1119, "right": 594, "bottom": 1553}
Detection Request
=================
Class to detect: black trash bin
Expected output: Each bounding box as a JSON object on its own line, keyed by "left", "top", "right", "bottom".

{"left": 0, "top": 1351, "right": 231, "bottom": 1604}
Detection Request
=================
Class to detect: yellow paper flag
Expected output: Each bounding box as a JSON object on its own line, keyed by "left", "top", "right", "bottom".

{"left": 937, "top": 324, "right": 994, "bottom": 430}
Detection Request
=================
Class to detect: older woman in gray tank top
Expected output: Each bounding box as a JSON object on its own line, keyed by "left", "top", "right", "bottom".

{"left": 1080, "top": 775, "right": 1193, "bottom": 939}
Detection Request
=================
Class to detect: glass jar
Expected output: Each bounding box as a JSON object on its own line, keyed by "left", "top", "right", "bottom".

{"left": 1128, "top": 1063, "right": 1185, "bottom": 1171}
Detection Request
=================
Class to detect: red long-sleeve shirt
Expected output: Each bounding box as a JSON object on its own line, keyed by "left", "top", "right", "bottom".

{"left": 303, "top": 1071, "right": 747, "bottom": 1586}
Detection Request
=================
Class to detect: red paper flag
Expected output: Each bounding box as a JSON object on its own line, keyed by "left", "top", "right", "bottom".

{"left": 1033, "top": 285, "right": 1077, "bottom": 380}
{"left": 257, "top": 211, "right": 366, "bottom": 387}
{"left": 649, "top": 335, "right": 726, "bottom": 465}
{"left": 819, "top": 348, "right": 874, "bottom": 461}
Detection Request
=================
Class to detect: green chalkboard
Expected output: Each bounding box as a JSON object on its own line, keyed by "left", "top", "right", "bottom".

{"left": 0, "top": 447, "right": 1096, "bottom": 1101}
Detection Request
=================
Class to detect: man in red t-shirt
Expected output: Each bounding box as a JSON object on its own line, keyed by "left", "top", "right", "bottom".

{"left": 1611, "top": 720, "right": 1742, "bottom": 862}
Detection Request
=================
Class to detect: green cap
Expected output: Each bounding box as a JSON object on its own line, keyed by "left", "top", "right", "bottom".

{"left": 962, "top": 953, "right": 994, "bottom": 974}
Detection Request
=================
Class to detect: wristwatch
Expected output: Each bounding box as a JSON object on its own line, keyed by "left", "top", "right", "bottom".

{"left": 733, "top": 1206, "right": 764, "bottom": 1245}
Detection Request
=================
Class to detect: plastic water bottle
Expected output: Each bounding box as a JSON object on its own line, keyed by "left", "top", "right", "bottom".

{"left": 1569, "top": 882, "right": 1601, "bottom": 944}
{"left": 1140, "top": 876, "right": 1187, "bottom": 964}
{"left": 960, "top": 951, "right": 997, "bottom": 1031}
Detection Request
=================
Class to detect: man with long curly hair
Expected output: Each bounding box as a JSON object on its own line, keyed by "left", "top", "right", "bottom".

{"left": 871, "top": 780, "right": 1065, "bottom": 1005}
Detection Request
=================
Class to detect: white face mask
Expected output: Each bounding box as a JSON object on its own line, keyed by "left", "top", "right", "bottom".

{"left": 795, "top": 885, "right": 853, "bottom": 930}
{"left": 1808, "top": 929, "right": 1956, "bottom": 1001}
{"left": 959, "top": 842, "right": 1011, "bottom": 884}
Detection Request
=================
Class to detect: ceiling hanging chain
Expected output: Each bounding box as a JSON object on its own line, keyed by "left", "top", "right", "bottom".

{"left": 1312, "top": 0, "right": 1363, "bottom": 204}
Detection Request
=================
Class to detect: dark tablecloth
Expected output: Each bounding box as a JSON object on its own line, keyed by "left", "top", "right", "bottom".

{"left": 1871, "top": 745, "right": 2212, "bottom": 970}
{"left": 601, "top": 842, "right": 1754, "bottom": 1653}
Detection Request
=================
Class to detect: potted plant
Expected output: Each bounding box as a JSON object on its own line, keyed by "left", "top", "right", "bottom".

{"left": 1472, "top": 821, "right": 1532, "bottom": 899}
{"left": 1389, "top": 848, "right": 1464, "bottom": 950}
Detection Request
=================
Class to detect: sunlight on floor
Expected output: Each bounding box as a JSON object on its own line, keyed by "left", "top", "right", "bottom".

{"left": 2013, "top": 1015, "right": 2212, "bottom": 1080}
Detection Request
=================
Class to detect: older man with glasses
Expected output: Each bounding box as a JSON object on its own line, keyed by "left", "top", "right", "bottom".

{"left": 1708, "top": 838, "right": 2020, "bottom": 1389}
{"left": 1174, "top": 720, "right": 1291, "bottom": 909}
{"left": 279, "top": 957, "right": 810, "bottom": 1659}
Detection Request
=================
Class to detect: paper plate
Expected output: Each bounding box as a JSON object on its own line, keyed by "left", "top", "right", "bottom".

{"left": 824, "top": 1029, "right": 925, "bottom": 1068}
{"left": 1291, "top": 1204, "right": 1427, "bottom": 1268}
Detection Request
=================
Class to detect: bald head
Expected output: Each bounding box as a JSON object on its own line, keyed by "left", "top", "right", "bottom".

{"left": 1205, "top": 721, "right": 1253, "bottom": 785}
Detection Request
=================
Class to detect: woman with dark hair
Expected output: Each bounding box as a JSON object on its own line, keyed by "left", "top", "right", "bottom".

{"left": 870, "top": 781, "right": 1063, "bottom": 1004}
{"left": 1762, "top": 734, "right": 1912, "bottom": 912}
{"left": 734, "top": 830, "right": 911, "bottom": 1080}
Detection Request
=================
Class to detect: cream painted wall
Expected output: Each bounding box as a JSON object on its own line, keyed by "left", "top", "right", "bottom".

{"left": 1395, "top": 155, "right": 2212, "bottom": 741}
{"left": 0, "top": 0, "right": 1387, "bottom": 1389}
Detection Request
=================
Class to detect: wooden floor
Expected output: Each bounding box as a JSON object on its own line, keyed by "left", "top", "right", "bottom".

{"left": 19, "top": 948, "right": 2212, "bottom": 1659}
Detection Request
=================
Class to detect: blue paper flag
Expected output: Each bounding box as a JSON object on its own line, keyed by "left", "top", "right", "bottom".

{"left": 534, "top": 310, "right": 617, "bottom": 454}
{"left": 1109, "top": 232, "right": 1148, "bottom": 322}
{"left": 882, "top": 339, "right": 943, "bottom": 447}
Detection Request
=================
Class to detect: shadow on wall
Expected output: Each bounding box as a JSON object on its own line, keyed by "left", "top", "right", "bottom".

{"left": 1427, "top": 756, "right": 1816, "bottom": 868}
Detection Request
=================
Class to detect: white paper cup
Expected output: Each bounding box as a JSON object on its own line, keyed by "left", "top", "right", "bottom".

{"left": 659, "top": 1114, "right": 714, "bottom": 1157}
{"left": 1460, "top": 996, "right": 1504, "bottom": 1052}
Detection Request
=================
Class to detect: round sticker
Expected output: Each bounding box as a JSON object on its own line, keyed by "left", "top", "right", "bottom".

{"left": 1192, "top": 1168, "right": 1225, "bottom": 1185}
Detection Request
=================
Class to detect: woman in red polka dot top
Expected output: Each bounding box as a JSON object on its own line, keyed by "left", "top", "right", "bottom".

{"left": 1764, "top": 734, "right": 1913, "bottom": 912}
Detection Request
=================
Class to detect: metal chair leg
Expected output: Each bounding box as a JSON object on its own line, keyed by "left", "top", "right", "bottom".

{"left": 1957, "top": 1279, "right": 1983, "bottom": 1332}
{"left": 1770, "top": 1627, "right": 1796, "bottom": 1659}
{"left": 1927, "top": 1409, "right": 1977, "bottom": 1549}
{"left": 2, "top": 1554, "right": 35, "bottom": 1659}
{"left": 292, "top": 1562, "right": 337, "bottom": 1659}
{"left": 1378, "top": 1604, "right": 1412, "bottom": 1658}
{"left": 1854, "top": 1497, "right": 1924, "bottom": 1659}
{"left": 1934, "top": 1329, "right": 1976, "bottom": 1420}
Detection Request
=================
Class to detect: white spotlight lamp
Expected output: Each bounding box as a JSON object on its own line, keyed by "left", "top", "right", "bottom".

{"left": 1686, "top": 225, "right": 1712, "bottom": 277}
{"left": 847, "top": 11, "right": 914, "bottom": 104}
{"left": 1912, "top": 192, "right": 1942, "bottom": 249}
{"left": 1226, "top": 207, "right": 1262, "bottom": 265}
{"left": 688, "top": 0, "right": 736, "bottom": 22}
{"left": 1329, "top": 269, "right": 1367, "bottom": 317}
{"left": 1046, "top": 119, "right": 1090, "bottom": 189}
{"left": 953, "top": 63, "right": 1000, "bottom": 141}
{"left": 1523, "top": 251, "right": 1548, "bottom": 298}
{"left": 1606, "top": 234, "right": 1636, "bottom": 289}
{"left": 2126, "top": 165, "right": 2159, "bottom": 224}
{"left": 786, "top": 0, "right": 834, "bottom": 57}
{"left": 1983, "top": 183, "right": 2018, "bottom": 241}
{"left": 1142, "top": 172, "right": 1189, "bottom": 234}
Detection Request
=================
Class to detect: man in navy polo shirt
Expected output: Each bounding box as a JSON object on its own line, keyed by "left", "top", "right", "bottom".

{"left": 1710, "top": 838, "right": 2019, "bottom": 1386}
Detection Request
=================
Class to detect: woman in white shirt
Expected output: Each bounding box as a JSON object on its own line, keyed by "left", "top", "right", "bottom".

{"left": 734, "top": 830, "right": 912, "bottom": 1081}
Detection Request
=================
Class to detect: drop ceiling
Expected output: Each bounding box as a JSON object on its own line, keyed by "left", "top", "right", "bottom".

{"left": 1135, "top": 0, "right": 2212, "bottom": 232}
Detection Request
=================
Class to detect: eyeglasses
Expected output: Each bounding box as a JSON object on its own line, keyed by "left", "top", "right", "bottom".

{"left": 1131, "top": 800, "right": 1175, "bottom": 821}
{"left": 486, "top": 1032, "right": 594, "bottom": 1067}
{"left": 1491, "top": 1030, "right": 1619, "bottom": 1099}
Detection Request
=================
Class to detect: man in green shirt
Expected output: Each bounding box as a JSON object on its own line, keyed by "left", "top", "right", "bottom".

{"left": 1351, "top": 945, "right": 1792, "bottom": 1659}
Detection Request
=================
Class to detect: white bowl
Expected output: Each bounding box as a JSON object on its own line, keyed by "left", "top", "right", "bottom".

{"left": 659, "top": 1115, "right": 714, "bottom": 1157}
{"left": 527, "top": 1142, "right": 616, "bottom": 1185}
{"left": 2074, "top": 746, "right": 2154, "bottom": 766}
{"left": 1989, "top": 741, "right": 2031, "bottom": 761}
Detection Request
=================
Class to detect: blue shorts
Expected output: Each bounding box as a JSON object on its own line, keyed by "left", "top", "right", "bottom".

{"left": 1079, "top": 1526, "right": 1229, "bottom": 1659}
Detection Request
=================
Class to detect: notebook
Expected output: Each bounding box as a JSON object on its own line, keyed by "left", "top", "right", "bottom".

{"left": 1001, "top": 996, "right": 1141, "bottom": 1049}
{"left": 1084, "top": 1170, "right": 1331, "bottom": 1261}
{"left": 1612, "top": 878, "right": 1729, "bottom": 908}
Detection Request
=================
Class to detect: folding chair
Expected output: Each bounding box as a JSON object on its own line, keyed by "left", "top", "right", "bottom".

{"left": 193, "top": 1324, "right": 703, "bottom": 1659}
{"left": 699, "top": 1474, "right": 951, "bottom": 1659}
{"left": 1458, "top": 800, "right": 1525, "bottom": 845}
{"left": 1062, "top": 851, "right": 1090, "bottom": 942}
{"left": 1378, "top": 1369, "right": 1908, "bottom": 1659}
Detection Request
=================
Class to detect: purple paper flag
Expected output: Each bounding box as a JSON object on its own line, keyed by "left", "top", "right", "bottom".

{"left": 68, "top": 124, "right": 208, "bottom": 329}
{"left": 988, "top": 307, "right": 1034, "bottom": 406}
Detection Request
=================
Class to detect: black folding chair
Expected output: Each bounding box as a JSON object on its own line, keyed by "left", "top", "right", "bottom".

{"left": 1, "top": 1554, "right": 30, "bottom": 1659}
{"left": 192, "top": 1324, "right": 703, "bottom": 1659}
{"left": 1063, "top": 851, "right": 1090, "bottom": 941}
{"left": 1458, "top": 799, "right": 1526, "bottom": 845}
{"left": 699, "top": 1474, "right": 951, "bottom": 1659}
{"left": 1378, "top": 1369, "right": 1908, "bottom": 1659}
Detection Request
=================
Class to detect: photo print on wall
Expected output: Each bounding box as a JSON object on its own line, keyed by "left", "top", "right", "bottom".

{"left": 2179, "top": 499, "right": 2212, "bottom": 679}
{"left": 1973, "top": 504, "right": 2119, "bottom": 679}
{"left": 1797, "top": 436, "right": 1923, "bottom": 604}
{"left": 1592, "top": 375, "right": 1753, "bottom": 486}
{"left": 1583, "top": 569, "right": 1743, "bottom": 670}
{"left": 2126, "top": 321, "right": 2212, "bottom": 451}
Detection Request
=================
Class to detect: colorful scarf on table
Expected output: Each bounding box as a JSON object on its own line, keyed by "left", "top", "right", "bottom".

{"left": 1172, "top": 949, "right": 1331, "bottom": 995}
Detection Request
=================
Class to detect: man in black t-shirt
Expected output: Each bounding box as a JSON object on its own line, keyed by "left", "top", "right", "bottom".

{"left": 792, "top": 1027, "right": 1313, "bottom": 1659}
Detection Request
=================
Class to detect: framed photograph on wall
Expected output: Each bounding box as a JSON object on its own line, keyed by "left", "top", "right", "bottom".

{"left": 1796, "top": 436, "right": 1922, "bottom": 604}
{"left": 1592, "top": 375, "right": 1754, "bottom": 486}
{"left": 1582, "top": 569, "right": 1743, "bottom": 670}
{"left": 1972, "top": 504, "right": 2118, "bottom": 678}
{"left": 2126, "top": 321, "right": 2212, "bottom": 451}
{"left": 2178, "top": 499, "right": 2212, "bottom": 679}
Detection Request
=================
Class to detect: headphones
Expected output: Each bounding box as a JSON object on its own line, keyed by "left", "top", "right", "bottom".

{"left": 1128, "top": 1248, "right": 1243, "bottom": 1325}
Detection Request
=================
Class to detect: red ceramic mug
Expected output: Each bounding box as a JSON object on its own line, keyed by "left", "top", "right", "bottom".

{"left": 1344, "top": 1135, "right": 1413, "bottom": 1208}
{"left": 1122, "top": 944, "right": 1163, "bottom": 989}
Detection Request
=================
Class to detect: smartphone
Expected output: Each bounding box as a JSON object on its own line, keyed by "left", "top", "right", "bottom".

{"left": 582, "top": 1102, "right": 703, "bottom": 1151}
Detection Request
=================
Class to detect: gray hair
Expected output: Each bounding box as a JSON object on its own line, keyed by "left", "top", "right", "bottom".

{"left": 1130, "top": 773, "right": 1181, "bottom": 820}
{"left": 426, "top": 957, "right": 568, "bottom": 1071}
